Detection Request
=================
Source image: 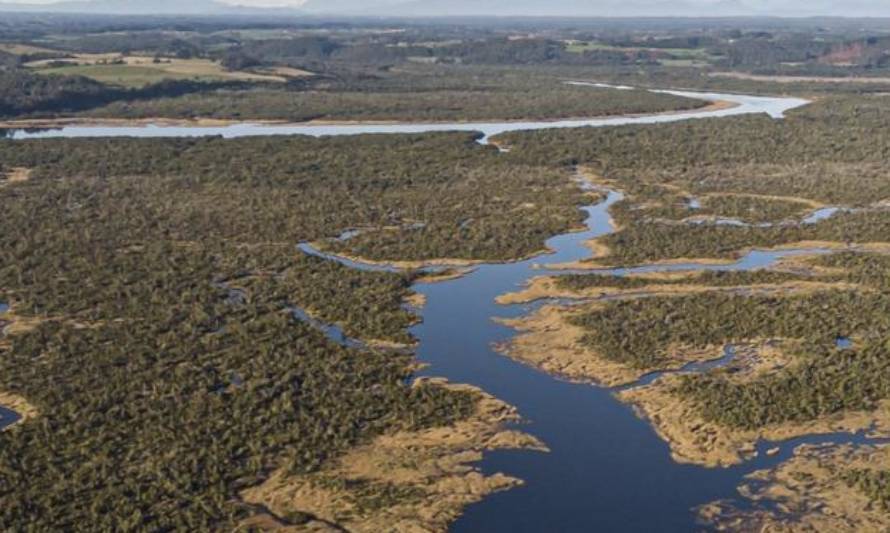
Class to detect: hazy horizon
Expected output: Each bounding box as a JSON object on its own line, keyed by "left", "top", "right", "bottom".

{"left": 3, "top": 0, "right": 890, "bottom": 18}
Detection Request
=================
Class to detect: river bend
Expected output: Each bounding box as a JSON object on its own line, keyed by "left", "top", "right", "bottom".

{"left": 4, "top": 85, "right": 870, "bottom": 530}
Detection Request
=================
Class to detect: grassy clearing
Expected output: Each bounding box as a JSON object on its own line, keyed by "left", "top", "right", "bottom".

{"left": 33, "top": 64, "right": 192, "bottom": 88}
{"left": 0, "top": 43, "right": 59, "bottom": 55}
{"left": 253, "top": 65, "right": 313, "bottom": 78}
{"left": 28, "top": 55, "right": 287, "bottom": 87}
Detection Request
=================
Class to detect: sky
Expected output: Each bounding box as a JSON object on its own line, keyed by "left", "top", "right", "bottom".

{"left": 0, "top": 0, "right": 307, "bottom": 4}
{"left": 1, "top": 0, "right": 305, "bottom": 4}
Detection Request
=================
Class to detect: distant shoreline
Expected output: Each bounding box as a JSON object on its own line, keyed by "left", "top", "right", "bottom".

{"left": 0, "top": 99, "right": 729, "bottom": 132}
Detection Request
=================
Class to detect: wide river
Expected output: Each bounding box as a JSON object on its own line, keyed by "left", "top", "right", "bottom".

{"left": 6, "top": 83, "right": 807, "bottom": 142}
{"left": 4, "top": 85, "right": 867, "bottom": 530}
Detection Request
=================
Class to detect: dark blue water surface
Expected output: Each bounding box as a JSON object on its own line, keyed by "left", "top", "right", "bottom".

{"left": 0, "top": 407, "right": 21, "bottom": 430}
{"left": 399, "top": 189, "right": 876, "bottom": 532}
{"left": 291, "top": 195, "right": 844, "bottom": 531}
{"left": 289, "top": 306, "right": 369, "bottom": 351}
{"left": 5, "top": 86, "right": 871, "bottom": 528}
{"left": 293, "top": 186, "right": 866, "bottom": 531}
{"left": 0, "top": 303, "right": 20, "bottom": 430}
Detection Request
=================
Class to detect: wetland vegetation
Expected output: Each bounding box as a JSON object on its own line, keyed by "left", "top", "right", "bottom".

{"left": 75, "top": 69, "right": 704, "bottom": 123}
{"left": 0, "top": 132, "right": 587, "bottom": 262}
{"left": 0, "top": 128, "right": 599, "bottom": 528}
{"left": 569, "top": 289, "right": 888, "bottom": 371}
{"left": 523, "top": 248, "right": 890, "bottom": 520}
{"left": 0, "top": 17, "right": 708, "bottom": 123}
{"left": 8, "top": 11, "right": 890, "bottom": 532}
{"left": 556, "top": 269, "right": 810, "bottom": 292}
{"left": 498, "top": 95, "right": 890, "bottom": 266}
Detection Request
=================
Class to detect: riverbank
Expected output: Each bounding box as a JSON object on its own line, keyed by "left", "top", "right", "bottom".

{"left": 0, "top": 117, "right": 278, "bottom": 129}
{"left": 699, "top": 443, "right": 890, "bottom": 530}
{"left": 495, "top": 261, "right": 890, "bottom": 470}
{"left": 0, "top": 392, "right": 37, "bottom": 430}
{"left": 496, "top": 304, "right": 730, "bottom": 387}
{"left": 621, "top": 371, "right": 890, "bottom": 468}
{"left": 0, "top": 97, "right": 727, "bottom": 132}
{"left": 496, "top": 279, "right": 855, "bottom": 386}
{"left": 239, "top": 380, "right": 546, "bottom": 532}
{"left": 305, "top": 241, "right": 560, "bottom": 274}
{"left": 497, "top": 295, "right": 890, "bottom": 469}
{"left": 496, "top": 275, "right": 849, "bottom": 305}
{"left": 0, "top": 308, "right": 48, "bottom": 429}
{"left": 547, "top": 240, "right": 890, "bottom": 271}
{"left": 0, "top": 84, "right": 825, "bottom": 531}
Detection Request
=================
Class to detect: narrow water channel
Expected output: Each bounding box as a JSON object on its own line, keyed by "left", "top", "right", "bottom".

{"left": 5, "top": 85, "right": 868, "bottom": 529}
{"left": 407, "top": 185, "right": 878, "bottom": 532}
{"left": 0, "top": 407, "right": 20, "bottom": 431}
{"left": 296, "top": 183, "right": 878, "bottom": 531}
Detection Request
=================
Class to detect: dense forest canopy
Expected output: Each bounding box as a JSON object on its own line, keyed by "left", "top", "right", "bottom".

{"left": 0, "top": 129, "right": 596, "bottom": 528}
{"left": 6, "top": 12, "right": 890, "bottom": 530}
{"left": 5, "top": 13, "right": 890, "bottom": 123}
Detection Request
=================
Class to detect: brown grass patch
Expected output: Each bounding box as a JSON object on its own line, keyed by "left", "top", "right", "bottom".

{"left": 240, "top": 380, "right": 546, "bottom": 532}
{"left": 0, "top": 43, "right": 59, "bottom": 55}
{"left": 2, "top": 167, "right": 32, "bottom": 186}
{"left": 620, "top": 374, "right": 890, "bottom": 468}
{"left": 699, "top": 443, "right": 890, "bottom": 531}
{"left": 497, "top": 274, "right": 854, "bottom": 305}
{"left": 404, "top": 292, "right": 427, "bottom": 309}
{"left": 497, "top": 304, "right": 728, "bottom": 387}
{"left": 253, "top": 66, "right": 314, "bottom": 78}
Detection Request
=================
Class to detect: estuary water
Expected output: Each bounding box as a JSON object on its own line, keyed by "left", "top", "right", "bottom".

{"left": 408, "top": 185, "right": 874, "bottom": 532}
{"left": 4, "top": 85, "right": 866, "bottom": 529}
{"left": 297, "top": 181, "right": 854, "bottom": 530}
{"left": 4, "top": 83, "right": 809, "bottom": 143}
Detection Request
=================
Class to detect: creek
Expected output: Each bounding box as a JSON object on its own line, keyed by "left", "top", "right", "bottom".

{"left": 5, "top": 84, "right": 870, "bottom": 530}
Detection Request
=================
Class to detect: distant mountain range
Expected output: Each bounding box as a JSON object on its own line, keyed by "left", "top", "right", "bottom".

{"left": 340, "top": 0, "right": 754, "bottom": 17}
{"left": 0, "top": 0, "right": 298, "bottom": 15}
{"left": 1, "top": 0, "right": 889, "bottom": 17}
{"left": 299, "top": 0, "right": 890, "bottom": 17}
